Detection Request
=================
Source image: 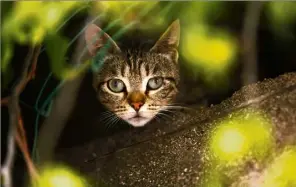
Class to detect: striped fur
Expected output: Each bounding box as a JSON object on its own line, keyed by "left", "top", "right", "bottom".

{"left": 85, "top": 20, "right": 180, "bottom": 127}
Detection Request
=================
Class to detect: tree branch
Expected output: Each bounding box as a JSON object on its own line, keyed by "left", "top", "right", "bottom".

{"left": 16, "top": 115, "right": 39, "bottom": 180}
{"left": 1, "top": 46, "right": 41, "bottom": 105}
{"left": 242, "top": 1, "right": 265, "bottom": 85}
{"left": 1, "top": 46, "right": 41, "bottom": 187}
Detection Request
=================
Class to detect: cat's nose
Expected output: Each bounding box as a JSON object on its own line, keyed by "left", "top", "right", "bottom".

{"left": 130, "top": 102, "right": 144, "bottom": 112}
{"left": 127, "top": 91, "right": 146, "bottom": 112}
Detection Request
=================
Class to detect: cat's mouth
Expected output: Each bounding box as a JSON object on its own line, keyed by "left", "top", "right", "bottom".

{"left": 128, "top": 114, "right": 147, "bottom": 121}
{"left": 127, "top": 114, "right": 150, "bottom": 127}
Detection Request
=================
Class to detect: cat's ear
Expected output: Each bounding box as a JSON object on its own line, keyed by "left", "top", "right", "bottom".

{"left": 84, "top": 24, "right": 121, "bottom": 56}
{"left": 150, "top": 19, "right": 180, "bottom": 62}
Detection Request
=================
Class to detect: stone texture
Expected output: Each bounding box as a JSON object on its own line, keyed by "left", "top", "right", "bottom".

{"left": 56, "top": 72, "right": 296, "bottom": 187}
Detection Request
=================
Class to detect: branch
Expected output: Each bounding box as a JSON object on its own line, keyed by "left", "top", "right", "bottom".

{"left": 16, "top": 116, "right": 39, "bottom": 180}
{"left": 1, "top": 46, "right": 41, "bottom": 187}
{"left": 241, "top": 2, "right": 265, "bottom": 85}
{"left": 1, "top": 46, "right": 41, "bottom": 106}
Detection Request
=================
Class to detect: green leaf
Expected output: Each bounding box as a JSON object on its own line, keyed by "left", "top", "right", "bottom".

{"left": 45, "top": 34, "right": 69, "bottom": 80}
{"left": 45, "top": 34, "right": 91, "bottom": 80}
{"left": 1, "top": 38, "right": 14, "bottom": 73}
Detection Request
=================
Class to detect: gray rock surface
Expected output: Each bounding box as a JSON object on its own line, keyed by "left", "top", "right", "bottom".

{"left": 56, "top": 72, "right": 296, "bottom": 187}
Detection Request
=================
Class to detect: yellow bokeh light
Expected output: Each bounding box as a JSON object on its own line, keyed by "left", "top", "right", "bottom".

{"left": 211, "top": 125, "right": 250, "bottom": 163}
{"left": 262, "top": 148, "right": 296, "bottom": 187}
{"left": 182, "top": 25, "right": 237, "bottom": 73}
{"left": 268, "top": 2, "right": 296, "bottom": 25}
{"left": 209, "top": 110, "right": 274, "bottom": 164}
{"left": 217, "top": 128, "right": 246, "bottom": 155}
{"left": 34, "top": 165, "right": 86, "bottom": 187}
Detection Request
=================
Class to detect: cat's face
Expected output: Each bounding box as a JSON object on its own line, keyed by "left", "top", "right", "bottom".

{"left": 84, "top": 20, "right": 180, "bottom": 127}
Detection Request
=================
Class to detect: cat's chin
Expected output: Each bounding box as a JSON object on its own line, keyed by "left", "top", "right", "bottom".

{"left": 126, "top": 117, "right": 151, "bottom": 127}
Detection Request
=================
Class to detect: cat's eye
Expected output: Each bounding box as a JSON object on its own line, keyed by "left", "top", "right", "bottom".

{"left": 147, "top": 77, "right": 163, "bottom": 90}
{"left": 107, "top": 79, "right": 125, "bottom": 93}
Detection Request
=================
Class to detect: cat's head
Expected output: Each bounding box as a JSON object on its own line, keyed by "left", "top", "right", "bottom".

{"left": 84, "top": 20, "right": 180, "bottom": 127}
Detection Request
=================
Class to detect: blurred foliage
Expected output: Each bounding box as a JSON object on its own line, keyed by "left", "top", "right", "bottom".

{"left": 1, "top": 1, "right": 89, "bottom": 79}
{"left": 180, "top": 1, "right": 225, "bottom": 23}
{"left": 93, "top": 1, "right": 159, "bottom": 26}
{"left": 2, "top": 1, "right": 296, "bottom": 86}
{"left": 45, "top": 34, "right": 90, "bottom": 80}
{"left": 267, "top": 2, "right": 296, "bottom": 38}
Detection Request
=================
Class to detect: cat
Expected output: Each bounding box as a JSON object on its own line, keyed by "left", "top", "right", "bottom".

{"left": 84, "top": 19, "right": 180, "bottom": 127}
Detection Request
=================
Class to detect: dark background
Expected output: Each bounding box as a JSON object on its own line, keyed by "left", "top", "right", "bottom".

{"left": 1, "top": 2, "right": 296, "bottom": 186}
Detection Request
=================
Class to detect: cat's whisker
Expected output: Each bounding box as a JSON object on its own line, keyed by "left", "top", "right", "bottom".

{"left": 98, "top": 115, "right": 112, "bottom": 123}
{"left": 99, "top": 110, "right": 113, "bottom": 116}
{"left": 157, "top": 112, "right": 172, "bottom": 121}
{"left": 99, "top": 111, "right": 120, "bottom": 130}
{"left": 99, "top": 112, "right": 112, "bottom": 118}
{"left": 165, "top": 105, "right": 192, "bottom": 111}
{"left": 101, "top": 116, "right": 114, "bottom": 125}
{"left": 159, "top": 109, "right": 176, "bottom": 116}
{"left": 98, "top": 111, "right": 115, "bottom": 123}
{"left": 153, "top": 115, "right": 161, "bottom": 123}
{"left": 110, "top": 116, "right": 121, "bottom": 129}
{"left": 166, "top": 104, "right": 189, "bottom": 109}
{"left": 105, "top": 115, "right": 120, "bottom": 132}
{"left": 101, "top": 115, "right": 114, "bottom": 126}
{"left": 156, "top": 115, "right": 170, "bottom": 122}
{"left": 105, "top": 120, "right": 115, "bottom": 132}
{"left": 112, "top": 117, "right": 121, "bottom": 128}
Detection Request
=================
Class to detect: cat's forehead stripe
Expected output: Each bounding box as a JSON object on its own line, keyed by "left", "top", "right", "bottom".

{"left": 120, "top": 63, "right": 125, "bottom": 77}
{"left": 95, "top": 51, "right": 179, "bottom": 87}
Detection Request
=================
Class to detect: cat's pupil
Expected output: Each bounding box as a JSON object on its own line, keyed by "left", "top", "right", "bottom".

{"left": 148, "top": 77, "right": 163, "bottom": 90}
{"left": 155, "top": 78, "right": 161, "bottom": 84}
{"left": 108, "top": 79, "right": 125, "bottom": 93}
{"left": 112, "top": 80, "right": 119, "bottom": 87}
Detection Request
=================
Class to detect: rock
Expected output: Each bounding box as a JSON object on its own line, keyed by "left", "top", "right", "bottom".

{"left": 56, "top": 72, "right": 296, "bottom": 187}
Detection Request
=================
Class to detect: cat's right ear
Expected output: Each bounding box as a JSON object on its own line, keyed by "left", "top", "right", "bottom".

{"left": 84, "top": 24, "right": 121, "bottom": 56}
{"left": 150, "top": 19, "right": 180, "bottom": 63}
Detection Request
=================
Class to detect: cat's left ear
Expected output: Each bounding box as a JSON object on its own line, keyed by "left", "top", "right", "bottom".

{"left": 150, "top": 19, "right": 180, "bottom": 62}
{"left": 84, "top": 23, "right": 121, "bottom": 56}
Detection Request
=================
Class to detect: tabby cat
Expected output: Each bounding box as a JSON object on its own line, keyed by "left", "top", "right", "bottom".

{"left": 84, "top": 20, "right": 180, "bottom": 127}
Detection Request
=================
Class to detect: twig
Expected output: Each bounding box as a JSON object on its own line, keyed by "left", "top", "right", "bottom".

{"left": 1, "top": 46, "right": 41, "bottom": 106}
{"left": 17, "top": 116, "right": 27, "bottom": 147}
{"left": 17, "top": 115, "right": 39, "bottom": 178}
{"left": 1, "top": 46, "right": 40, "bottom": 187}
{"left": 242, "top": 1, "right": 265, "bottom": 85}
{"left": 16, "top": 119, "right": 39, "bottom": 180}
{"left": 1, "top": 99, "right": 17, "bottom": 187}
